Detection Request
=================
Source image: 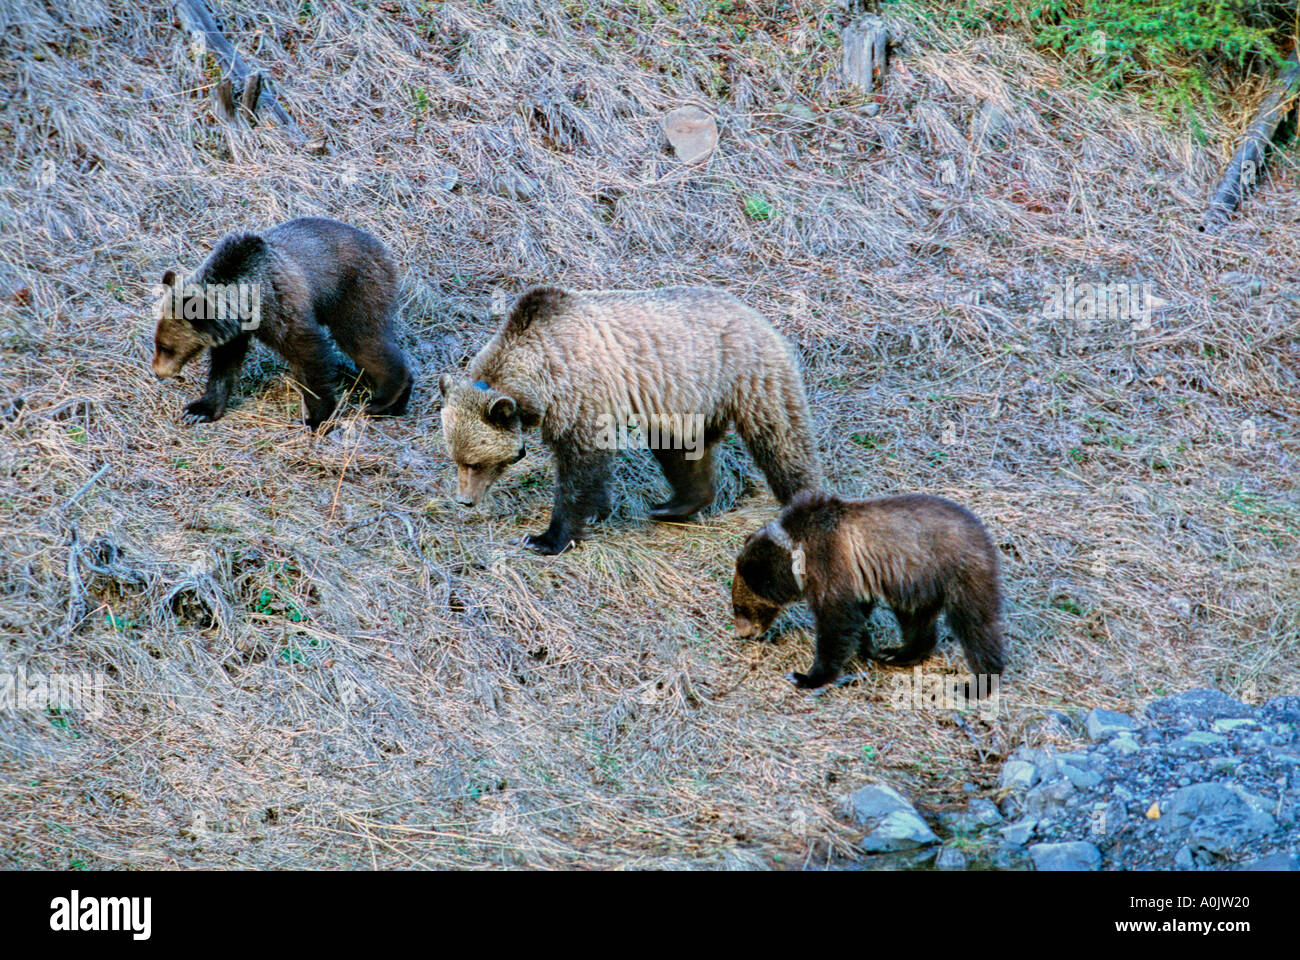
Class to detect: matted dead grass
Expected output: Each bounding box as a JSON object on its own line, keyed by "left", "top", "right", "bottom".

{"left": 0, "top": 0, "right": 1296, "bottom": 869}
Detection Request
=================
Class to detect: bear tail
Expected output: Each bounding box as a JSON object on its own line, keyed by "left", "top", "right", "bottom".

{"left": 506, "top": 286, "right": 569, "bottom": 335}
{"left": 204, "top": 231, "right": 266, "bottom": 284}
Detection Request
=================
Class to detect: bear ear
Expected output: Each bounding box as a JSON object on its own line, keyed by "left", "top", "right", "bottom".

{"left": 439, "top": 373, "right": 454, "bottom": 398}
{"left": 487, "top": 394, "right": 516, "bottom": 428}
{"left": 161, "top": 270, "right": 177, "bottom": 288}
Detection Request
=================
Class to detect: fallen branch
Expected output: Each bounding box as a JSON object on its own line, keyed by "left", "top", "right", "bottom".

{"left": 1201, "top": 49, "right": 1300, "bottom": 234}
{"left": 174, "top": 0, "right": 306, "bottom": 143}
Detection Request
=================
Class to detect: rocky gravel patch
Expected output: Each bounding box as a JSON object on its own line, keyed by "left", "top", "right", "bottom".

{"left": 840, "top": 689, "right": 1300, "bottom": 870}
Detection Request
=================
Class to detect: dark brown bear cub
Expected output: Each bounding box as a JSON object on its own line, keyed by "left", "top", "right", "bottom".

{"left": 732, "top": 490, "right": 1005, "bottom": 689}
{"left": 151, "top": 217, "right": 411, "bottom": 430}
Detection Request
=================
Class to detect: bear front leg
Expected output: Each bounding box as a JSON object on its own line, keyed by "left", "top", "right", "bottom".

{"left": 526, "top": 447, "right": 612, "bottom": 555}
{"left": 184, "top": 334, "right": 250, "bottom": 424}
{"left": 792, "top": 598, "right": 865, "bottom": 689}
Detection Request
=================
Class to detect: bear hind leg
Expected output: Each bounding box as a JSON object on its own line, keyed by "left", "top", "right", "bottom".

{"left": 287, "top": 327, "right": 340, "bottom": 431}
{"left": 334, "top": 321, "right": 412, "bottom": 418}
{"left": 945, "top": 595, "right": 1005, "bottom": 678}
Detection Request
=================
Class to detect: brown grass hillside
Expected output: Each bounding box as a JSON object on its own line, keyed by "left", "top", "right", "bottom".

{"left": 0, "top": 0, "right": 1297, "bottom": 869}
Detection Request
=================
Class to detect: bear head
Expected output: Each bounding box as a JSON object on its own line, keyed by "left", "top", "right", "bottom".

{"left": 439, "top": 375, "right": 527, "bottom": 506}
{"left": 732, "top": 519, "right": 805, "bottom": 639}
{"left": 150, "top": 270, "right": 211, "bottom": 378}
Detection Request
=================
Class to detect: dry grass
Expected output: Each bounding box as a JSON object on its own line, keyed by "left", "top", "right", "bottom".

{"left": 0, "top": 0, "right": 1297, "bottom": 869}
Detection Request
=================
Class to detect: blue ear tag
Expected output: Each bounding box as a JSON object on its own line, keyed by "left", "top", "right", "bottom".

{"left": 473, "top": 380, "right": 491, "bottom": 391}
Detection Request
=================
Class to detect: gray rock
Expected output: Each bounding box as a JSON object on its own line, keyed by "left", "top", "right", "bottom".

{"left": 859, "top": 810, "right": 939, "bottom": 852}
{"left": 1000, "top": 760, "right": 1038, "bottom": 791}
{"left": 842, "top": 783, "right": 915, "bottom": 825}
{"left": 935, "top": 846, "right": 967, "bottom": 871}
{"left": 861, "top": 102, "right": 881, "bottom": 117}
{"left": 1086, "top": 708, "right": 1140, "bottom": 741}
{"left": 1169, "top": 731, "right": 1227, "bottom": 753}
{"left": 1146, "top": 689, "right": 1255, "bottom": 724}
{"left": 1239, "top": 851, "right": 1300, "bottom": 870}
{"left": 939, "top": 797, "right": 1002, "bottom": 834}
{"left": 1211, "top": 717, "right": 1257, "bottom": 734}
{"left": 1174, "top": 845, "right": 1196, "bottom": 869}
{"left": 1161, "top": 782, "right": 1276, "bottom": 842}
{"left": 493, "top": 168, "right": 540, "bottom": 201}
{"left": 1109, "top": 735, "right": 1141, "bottom": 755}
{"left": 1024, "top": 778, "right": 1075, "bottom": 819}
{"left": 1029, "top": 841, "right": 1102, "bottom": 871}
{"left": 1000, "top": 819, "right": 1037, "bottom": 845}
{"left": 1260, "top": 696, "right": 1300, "bottom": 725}
{"left": 774, "top": 102, "right": 816, "bottom": 122}
{"left": 1061, "top": 762, "right": 1103, "bottom": 790}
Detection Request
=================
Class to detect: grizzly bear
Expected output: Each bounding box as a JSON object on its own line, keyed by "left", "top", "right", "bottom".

{"left": 732, "top": 490, "right": 1005, "bottom": 688}
{"left": 439, "top": 285, "right": 820, "bottom": 554}
{"left": 151, "top": 217, "right": 411, "bottom": 430}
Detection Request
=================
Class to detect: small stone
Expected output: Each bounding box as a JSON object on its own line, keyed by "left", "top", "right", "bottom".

{"left": 1240, "top": 851, "right": 1300, "bottom": 871}
{"left": 842, "top": 783, "right": 915, "bottom": 825}
{"left": 862, "top": 102, "right": 881, "bottom": 117}
{"left": 1212, "top": 717, "right": 1257, "bottom": 734}
{"left": 1000, "top": 819, "right": 1036, "bottom": 846}
{"left": 1086, "top": 708, "right": 1140, "bottom": 741}
{"left": 1109, "top": 736, "right": 1141, "bottom": 755}
{"left": 1175, "top": 845, "right": 1196, "bottom": 869}
{"left": 1169, "top": 731, "right": 1227, "bottom": 753}
{"left": 1024, "top": 778, "right": 1075, "bottom": 819}
{"left": 935, "top": 847, "right": 967, "bottom": 871}
{"left": 1029, "top": 841, "right": 1102, "bottom": 871}
{"left": 1168, "top": 596, "right": 1192, "bottom": 619}
{"left": 999, "top": 760, "right": 1038, "bottom": 791}
{"left": 1061, "top": 763, "right": 1103, "bottom": 790}
{"left": 774, "top": 102, "right": 816, "bottom": 122}
{"left": 859, "top": 810, "right": 939, "bottom": 852}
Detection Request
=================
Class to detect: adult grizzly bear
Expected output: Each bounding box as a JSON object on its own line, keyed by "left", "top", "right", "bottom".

{"left": 732, "top": 490, "right": 1004, "bottom": 688}
{"left": 440, "top": 285, "right": 820, "bottom": 554}
{"left": 151, "top": 217, "right": 411, "bottom": 430}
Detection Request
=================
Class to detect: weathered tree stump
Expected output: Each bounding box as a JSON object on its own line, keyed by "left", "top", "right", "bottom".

{"left": 843, "top": 15, "right": 890, "bottom": 93}
{"left": 175, "top": 0, "right": 305, "bottom": 143}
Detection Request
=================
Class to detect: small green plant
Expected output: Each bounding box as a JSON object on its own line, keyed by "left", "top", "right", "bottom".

{"left": 742, "top": 192, "right": 775, "bottom": 220}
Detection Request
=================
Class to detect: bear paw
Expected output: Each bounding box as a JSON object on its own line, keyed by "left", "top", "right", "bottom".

{"left": 183, "top": 397, "right": 225, "bottom": 424}
{"left": 525, "top": 531, "right": 577, "bottom": 555}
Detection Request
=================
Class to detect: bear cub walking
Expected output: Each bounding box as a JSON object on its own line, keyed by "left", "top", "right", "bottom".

{"left": 151, "top": 217, "right": 411, "bottom": 430}
{"left": 439, "top": 285, "right": 820, "bottom": 554}
{"left": 732, "top": 490, "right": 1005, "bottom": 689}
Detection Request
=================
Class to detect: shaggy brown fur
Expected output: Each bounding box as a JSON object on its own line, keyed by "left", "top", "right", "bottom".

{"left": 732, "top": 490, "right": 1005, "bottom": 689}
{"left": 151, "top": 217, "right": 411, "bottom": 430}
{"left": 440, "top": 285, "right": 820, "bottom": 554}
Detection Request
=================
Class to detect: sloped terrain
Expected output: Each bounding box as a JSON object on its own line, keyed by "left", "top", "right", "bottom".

{"left": 0, "top": 0, "right": 1296, "bottom": 869}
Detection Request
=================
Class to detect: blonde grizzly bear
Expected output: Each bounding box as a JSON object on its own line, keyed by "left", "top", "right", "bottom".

{"left": 440, "top": 285, "right": 820, "bottom": 554}
{"left": 151, "top": 217, "right": 411, "bottom": 430}
{"left": 732, "top": 490, "right": 1004, "bottom": 689}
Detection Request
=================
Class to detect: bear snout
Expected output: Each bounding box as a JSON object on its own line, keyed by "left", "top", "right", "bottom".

{"left": 734, "top": 616, "right": 758, "bottom": 639}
